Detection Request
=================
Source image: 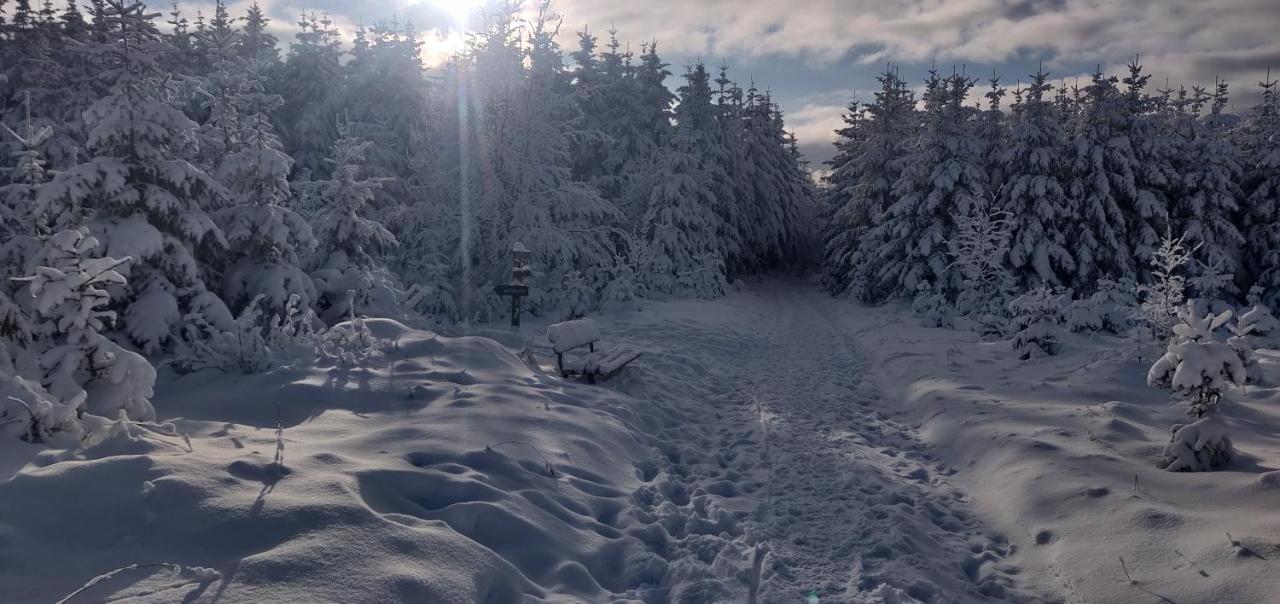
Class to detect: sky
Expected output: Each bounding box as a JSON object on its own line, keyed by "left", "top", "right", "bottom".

{"left": 178, "top": 0, "right": 1280, "bottom": 169}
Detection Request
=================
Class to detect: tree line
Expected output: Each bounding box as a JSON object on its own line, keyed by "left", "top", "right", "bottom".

{"left": 821, "top": 62, "right": 1280, "bottom": 309}
{"left": 0, "top": 0, "right": 817, "bottom": 362}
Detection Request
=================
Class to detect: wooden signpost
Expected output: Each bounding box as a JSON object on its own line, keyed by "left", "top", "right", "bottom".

{"left": 496, "top": 242, "right": 532, "bottom": 327}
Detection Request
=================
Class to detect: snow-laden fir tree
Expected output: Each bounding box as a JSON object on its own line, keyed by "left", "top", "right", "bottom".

{"left": 1, "top": 92, "right": 53, "bottom": 262}
{"left": 1237, "top": 286, "right": 1278, "bottom": 342}
{"left": 513, "top": 5, "right": 625, "bottom": 310}
{"left": 672, "top": 62, "right": 738, "bottom": 278}
{"left": 1171, "top": 80, "right": 1243, "bottom": 295}
{"left": 822, "top": 68, "right": 915, "bottom": 300}
{"left": 34, "top": 0, "right": 228, "bottom": 353}
{"left": 17, "top": 228, "right": 157, "bottom": 426}
{"left": 447, "top": 3, "right": 623, "bottom": 318}
{"left": 638, "top": 118, "right": 726, "bottom": 298}
{"left": 567, "top": 27, "right": 611, "bottom": 188}
{"left": 1059, "top": 279, "right": 1135, "bottom": 334}
{"left": 309, "top": 125, "right": 398, "bottom": 324}
{"left": 236, "top": 0, "right": 278, "bottom": 64}
{"left": 1239, "top": 73, "right": 1280, "bottom": 306}
{"left": 1000, "top": 68, "right": 1075, "bottom": 289}
{"left": 739, "top": 89, "right": 811, "bottom": 272}
{"left": 343, "top": 20, "right": 431, "bottom": 205}
{"left": 1009, "top": 288, "right": 1064, "bottom": 359}
{"left": 1122, "top": 59, "right": 1174, "bottom": 275}
{"left": 979, "top": 72, "right": 1008, "bottom": 193}
{"left": 614, "top": 40, "right": 676, "bottom": 223}
{"left": 1148, "top": 305, "right": 1244, "bottom": 471}
{"left": 277, "top": 12, "right": 343, "bottom": 178}
{"left": 1226, "top": 314, "right": 1260, "bottom": 385}
{"left": 207, "top": 60, "right": 318, "bottom": 316}
{"left": 0, "top": 0, "right": 86, "bottom": 171}
{"left": 1065, "top": 68, "right": 1137, "bottom": 289}
{"left": 875, "top": 70, "right": 986, "bottom": 298}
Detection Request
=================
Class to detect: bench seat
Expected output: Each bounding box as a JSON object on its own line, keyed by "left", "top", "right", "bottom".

{"left": 547, "top": 318, "right": 640, "bottom": 382}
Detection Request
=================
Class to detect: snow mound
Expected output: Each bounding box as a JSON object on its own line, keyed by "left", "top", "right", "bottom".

{"left": 0, "top": 324, "right": 690, "bottom": 602}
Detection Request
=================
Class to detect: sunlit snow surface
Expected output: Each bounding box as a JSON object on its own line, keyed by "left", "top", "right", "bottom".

{"left": 3, "top": 279, "right": 1280, "bottom": 603}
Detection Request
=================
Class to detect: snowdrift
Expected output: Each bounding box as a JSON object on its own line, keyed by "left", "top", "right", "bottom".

{"left": 859, "top": 312, "right": 1280, "bottom": 603}
{"left": 0, "top": 320, "right": 715, "bottom": 603}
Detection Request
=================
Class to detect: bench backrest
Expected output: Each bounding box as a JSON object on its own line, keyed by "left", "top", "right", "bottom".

{"left": 547, "top": 319, "right": 600, "bottom": 354}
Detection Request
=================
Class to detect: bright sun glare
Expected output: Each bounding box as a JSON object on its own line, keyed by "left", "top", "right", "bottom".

{"left": 402, "top": 0, "right": 480, "bottom": 65}
{"left": 428, "top": 0, "right": 480, "bottom": 26}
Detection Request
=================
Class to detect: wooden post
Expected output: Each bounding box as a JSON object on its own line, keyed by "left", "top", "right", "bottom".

{"left": 495, "top": 242, "right": 532, "bottom": 329}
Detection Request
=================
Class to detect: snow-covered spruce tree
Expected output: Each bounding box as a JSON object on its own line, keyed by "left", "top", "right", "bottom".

{"left": 0, "top": 92, "right": 53, "bottom": 268}
{"left": 638, "top": 121, "right": 726, "bottom": 298}
{"left": 277, "top": 11, "right": 343, "bottom": 179}
{"left": 448, "top": 2, "right": 624, "bottom": 318}
{"left": 822, "top": 68, "right": 916, "bottom": 300}
{"left": 567, "top": 27, "right": 611, "bottom": 189}
{"left": 742, "top": 90, "right": 812, "bottom": 272}
{"left": 590, "top": 30, "right": 649, "bottom": 216}
{"left": 1171, "top": 80, "right": 1244, "bottom": 295}
{"left": 979, "top": 72, "right": 1008, "bottom": 194}
{"left": 1064, "top": 279, "right": 1136, "bottom": 334}
{"left": 342, "top": 20, "right": 431, "bottom": 206}
{"left": 1000, "top": 68, "right": 1075, "bottom": 289}
{"left": 308, "top": 125, "right": 399, "bottom": 324}
{"left": 236, "top": 0, "right": 278, "bottom": 65}
{"left": 34, "top": 0, "right": 228, "bottom": 354}
{"left": 1238, "top": 286, "right": 1278, "bottom": 343}
{"left": 1121, "top": 59, "right": 1174, "bottom": 276}
{"left": 1148, "top": 305, "right": 1244, "bottom": 471}
{"left": 1065, "top": 68, "right": 1137, "bottom": 290}
{"left": 875, "top": 70, "right": 986, "bottom": 299}
{"left": 0, "top": 0, "right": 88, "bottom": 172}
{"left": 1239, "top": 74, "right": 1280, "bottom": 306}
{"left": 670, "top": 62, "right": 739, "bottom": 278}
{"left": 207, "top": 60, "right": 318, "bottom": 316}
{"left": 614, "top": 40, "right": 676, "bottom": 224}
{"left": 16, "top": 228, "right": 157, "bottom": 426}
{"left": 713, "top": 70, "right": 754, "bottom": 276}
{"left": 0, "top": 348, "right": 74, "bottom": 443}
{"left": 515, "top": 6, "right": 627, "bottom": 310}
{"left": 1226, "top": 316, "right": 1260, "bottom": 385}
{"left": 1009, "top": 288, "right": 1065, "bottom": 360}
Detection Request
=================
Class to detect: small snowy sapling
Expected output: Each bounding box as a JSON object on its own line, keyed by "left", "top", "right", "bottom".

{"left": 1009, "top": 288, "right": 1064, "bottom": 359}
{"left": 17, "top": 228, "right": 157, "bottom": 423}
{"left": 1148, "top": 305, "right": 1245, "bottom": 471}
{"left": 1136, "top": 232, "right": 1194, "bottom": 345}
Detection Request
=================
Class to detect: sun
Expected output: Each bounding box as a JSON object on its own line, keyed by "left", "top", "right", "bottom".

{"left": 428, "top": 0, "right": 480, "bottom": 26}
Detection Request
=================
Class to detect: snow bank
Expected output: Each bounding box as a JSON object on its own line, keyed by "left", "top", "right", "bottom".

{"left": 852, "top": 302, "right": 1280, "bottom": 602}
{"left": 0, "top": 321, "right": 695, "bottom": 602}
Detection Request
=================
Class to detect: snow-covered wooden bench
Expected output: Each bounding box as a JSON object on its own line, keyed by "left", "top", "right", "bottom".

{"left": 547, "top": 318, "right": 640, "bottom": 383}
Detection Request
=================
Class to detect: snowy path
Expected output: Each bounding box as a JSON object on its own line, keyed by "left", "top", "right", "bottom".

{"left": 599, "top": 280, "right": 1023, "bottom": 602}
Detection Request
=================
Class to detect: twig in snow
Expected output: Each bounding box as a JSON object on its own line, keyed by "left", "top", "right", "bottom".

{"left": 486, "top": 440, "right": 556, "bottom": 476}
{"left": 1119, "top": 556, "right": 1135, "bottom": 584}
{"left": 1174, "top": 549, "right": 1209, "bottom": 577}
{"left": 54, "top": 563, "right": 220, "bottom": 604}
{"left": 1227, "top": 532, "right": 1267, "bottom": 559}
{"left": 128, "top": 421, "right": 193, "bottom": 452}
{"left": 273, "top": 400, "right": 285, "bottom": 475}
{"left": 5, "top": 395, "right": 40, "bottom": 442}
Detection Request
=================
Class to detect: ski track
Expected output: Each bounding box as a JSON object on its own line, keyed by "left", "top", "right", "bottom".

{"left": 604, "top": 282, "right": 1025, "bottom": 603}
